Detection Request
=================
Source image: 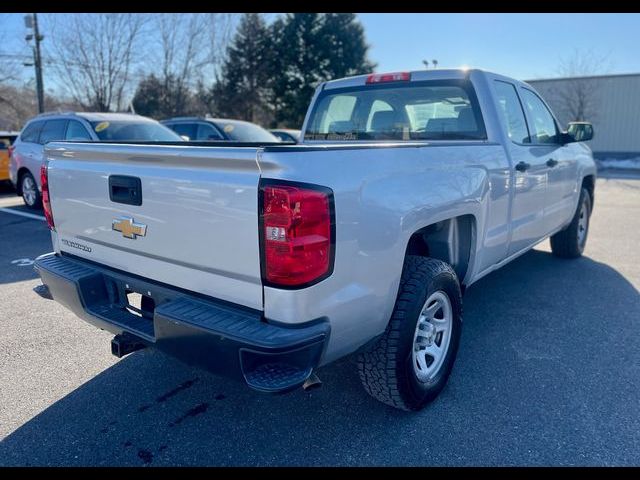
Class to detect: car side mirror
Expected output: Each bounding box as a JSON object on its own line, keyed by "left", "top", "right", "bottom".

{"left": 180, "top": 135, "right": 190, "bottom": 141}
{"left": 565, "top": 122, "right": 594, "bottom": 143}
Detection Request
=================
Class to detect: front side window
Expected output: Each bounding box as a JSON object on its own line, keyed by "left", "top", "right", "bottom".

{"left": 90, "top": 121, "right": 183, "bottom": 141}
{"left": 197, "top": 123, "right": 224, "bottom": 140}
{"left": 305, "top": 80, "right": 486, "bottom": 141}
{"left": 20, "top": 121, "right": 44, "bottom": 143}
{"left": 65, "top": 121, "right": 92, "bottom": 141}
{"left": 520, "top": 88, "right": 558, "bottom": 144}
{"left": 168, "top": 123, "right": 198, "bottom": 140}
{"left": 39, "top": 120, "right": 68, "bottom": 144}
{"left": 493, "top": 80, "right": 530, "bottom": 144}
{"left": 214, "top": 122, "right": 279, "bottom": 142}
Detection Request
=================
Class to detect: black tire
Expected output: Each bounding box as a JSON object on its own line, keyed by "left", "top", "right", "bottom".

{"left": 550, "top": 187, "right": 592, "bottom": 259}
{"left": 20, "top": 171, "right": 42, "bottom": 209}
{"left": 357, "top": 256, "right": 463, "bottom": 411}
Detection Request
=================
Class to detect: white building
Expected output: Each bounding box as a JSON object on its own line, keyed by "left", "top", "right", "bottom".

{"left": 527, "top": 73, "right": 640, "bottom": 160}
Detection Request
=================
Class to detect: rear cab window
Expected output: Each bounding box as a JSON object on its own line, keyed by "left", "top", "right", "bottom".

{"left": 305, "top": 79, "right": 487, "bottom": 141}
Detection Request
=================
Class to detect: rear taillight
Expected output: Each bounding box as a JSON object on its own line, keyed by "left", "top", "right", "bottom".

{"left": 366, "top": 72, "right": 411, "bottom": 84}
{"left": 260, "top": 181, "right": 334, "bottom": 288}
{"left": 7, "top": 145, "right": 15, "bottom": 159}
{"left": 40, "top": 163, "right": 54, "bottom": 229}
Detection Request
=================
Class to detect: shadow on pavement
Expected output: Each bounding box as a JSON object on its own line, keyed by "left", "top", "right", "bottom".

{"left": 1, "top": 249, "right": 639, "bottom": 466}
{"left": 0, "top": 181, "right": 17, "bottom": 196}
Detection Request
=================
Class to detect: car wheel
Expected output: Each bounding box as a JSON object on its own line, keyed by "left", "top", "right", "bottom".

{"left": 21, "top": 171, "right": 42, "bottom": 209}
{"left": 550, "top": 187, "right": 592, "bottom": 259}
{"left": 357, "top": 256, "right": 463, "bottom": 411}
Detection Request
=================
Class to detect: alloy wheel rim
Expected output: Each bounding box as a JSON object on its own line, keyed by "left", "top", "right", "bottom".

{"left": 412, "top": 290, "right": 453, "bottom": 382}
{"left": 577, "top": 200, "right": 588, "bottom": 246}
{"left": 22, "top": 176, "right": 36, "bottom": 206}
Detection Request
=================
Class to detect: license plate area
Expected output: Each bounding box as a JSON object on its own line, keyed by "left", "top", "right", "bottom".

{"left": 125, "top": 290, "right": 155, "bottom": 319}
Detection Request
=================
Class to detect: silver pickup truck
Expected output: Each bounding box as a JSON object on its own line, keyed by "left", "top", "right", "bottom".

{"left": 34, "top": 69, "right": 596, "bottom": 411}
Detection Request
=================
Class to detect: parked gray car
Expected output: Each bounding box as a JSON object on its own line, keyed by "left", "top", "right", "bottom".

{"left": 162, "top": 117, "right": 280, "bottom": 143}
{"left": 9, "top": 112, "right": 183, "bottom": 208}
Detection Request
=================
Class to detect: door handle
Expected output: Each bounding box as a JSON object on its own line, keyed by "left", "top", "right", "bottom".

{"left": 515, "top": 161, "right": 531, "bottom": 172}
{"left": 546, "top": 158, "right": 559, "bottom": 167}
{"left": 109, "top": 175, "right": 143, "bottom": 206}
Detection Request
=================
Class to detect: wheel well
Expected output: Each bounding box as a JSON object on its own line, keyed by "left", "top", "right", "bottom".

{"left": 582, "top": 175, "right": 595, "bottom": 207}
{"left": 16, "top": 167, "right": 31, "bottom": 195}
{"left": 405, "top": 215, "right": 475, "bottom": 284}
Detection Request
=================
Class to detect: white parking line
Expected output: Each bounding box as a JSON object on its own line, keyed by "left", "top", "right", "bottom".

{"left": 0, "top": 207, "right": 46, "bottom": 221}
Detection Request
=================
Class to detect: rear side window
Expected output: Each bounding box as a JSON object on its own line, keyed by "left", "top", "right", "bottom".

{"left": 65, "top": 121, "right": 92, "bottom": 141}
{"left": 168, "top": 123, "right": 198, "bottom": 140}
{"left": 197, "top": 123, "right": 224, "bottom": 140}
{"left": 20, "top": 121, "right": 44, "bottom": 143}
{"left": 305, "top": 80, "right": 486, "bottom": 141}
{"left": 39, "top": 120, "right": 68, "bottom": 144}
{"left": 493, "top": 80, "right": 530, "bottom": 144}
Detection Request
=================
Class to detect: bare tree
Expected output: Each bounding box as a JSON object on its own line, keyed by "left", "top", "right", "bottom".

{"left": 45, "top": 14, "right": 146, "bottom": 111}
{"left": 548, "top": 49, "right": 612, "bottom": 123}
{"left": 131, "top": 13, "right": 234, "bottom": 116}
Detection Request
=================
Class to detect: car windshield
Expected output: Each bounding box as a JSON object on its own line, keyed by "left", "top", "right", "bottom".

{"left": 217, "top": 121, "right": 279, "bottom": 142}
{"left": 89, "top": 120, "right": 183, "bottom": 141}
{"left": 305, "top": 80, "right": 486, "bottom": 141}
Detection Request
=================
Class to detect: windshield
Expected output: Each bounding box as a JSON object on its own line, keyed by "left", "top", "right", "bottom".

{"left": 305, "top": 80, "right": 486, "bottom": 141}
{"left": 217, "top": 121, "right": 279, "bottom": 142}
{"left": 90, "top": 120, "right": 183, "bottom": 141}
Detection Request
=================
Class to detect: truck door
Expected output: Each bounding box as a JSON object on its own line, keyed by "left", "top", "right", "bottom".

{"left": 519, "top": 87, "right": 579, "bottom": 234}
{"left": 492, "top": 80, "right": 550, "bottom": 257}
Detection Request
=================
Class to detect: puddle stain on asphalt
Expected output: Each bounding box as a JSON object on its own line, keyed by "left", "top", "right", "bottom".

{"left": 169, "top": 403, "right": 209, "bottom": 427}
{"left": 155, "top": 378, "right": 199, "bottom": 403}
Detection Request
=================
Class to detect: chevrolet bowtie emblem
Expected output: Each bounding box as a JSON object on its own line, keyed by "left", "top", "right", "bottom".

{"left": 112, "top": 216, "right": 147, "bottom": 239}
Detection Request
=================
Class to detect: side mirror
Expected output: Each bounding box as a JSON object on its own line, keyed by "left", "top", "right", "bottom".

{"left": 566, "top": 122, "right": 594, "bottom": 143}
{"left": 180, "top": 135, "right": 190, "bottom": 141}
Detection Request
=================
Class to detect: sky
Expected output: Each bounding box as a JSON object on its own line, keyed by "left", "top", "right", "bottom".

{"left": 358, "top": 13, "right": 640, "bottom": 80}
{"left": 1, "top": 13, "right": 639, "bottom": 93}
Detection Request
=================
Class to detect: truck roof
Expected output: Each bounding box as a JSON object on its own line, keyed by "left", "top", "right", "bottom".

{"left": 321, "top": 68, "right": 517, "bottom": 91}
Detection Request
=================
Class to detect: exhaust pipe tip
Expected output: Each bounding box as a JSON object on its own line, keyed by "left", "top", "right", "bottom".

{"left": 302, "top": 373, "right": 322, "bottom": 392}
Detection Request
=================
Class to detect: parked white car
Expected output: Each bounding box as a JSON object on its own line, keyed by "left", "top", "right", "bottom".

{"left": 10, "top": 112, "right": 183, "bottom": 208}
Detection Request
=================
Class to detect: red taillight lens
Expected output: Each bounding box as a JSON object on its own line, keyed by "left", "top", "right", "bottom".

{"left": 260, "top": 182, "right": 334, "bottom": 287}
{"left": 366, "top": 72, "right": 411, "bottom": 84}
{"left": 40, "top": 163, "right": 54, "bottom": 229}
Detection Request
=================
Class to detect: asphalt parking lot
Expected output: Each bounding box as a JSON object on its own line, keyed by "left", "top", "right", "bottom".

{"left": 0, "top": 172, "right": 639, "bottom": 466}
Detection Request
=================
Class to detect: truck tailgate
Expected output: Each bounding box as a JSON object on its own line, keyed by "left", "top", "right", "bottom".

{"left": 45, "top": 142, "right": 264, "bottom": 310}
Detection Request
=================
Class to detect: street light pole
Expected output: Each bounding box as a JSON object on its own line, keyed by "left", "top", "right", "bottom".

{"left": 33, "top": 13, "right": 45, "bottom": 113}
{"left": 25, "top": 13, "right": 45, "bottom": 113}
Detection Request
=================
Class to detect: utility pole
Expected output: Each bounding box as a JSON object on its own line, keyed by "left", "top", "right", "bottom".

{"left": 24, "top": 13, "right": 45, "bottom": 113}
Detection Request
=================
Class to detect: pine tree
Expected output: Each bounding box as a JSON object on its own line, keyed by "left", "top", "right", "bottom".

{"left": 211, "top": 14, "right": 273, "bottom": 124}
{"left": 268, "top": 13, "right": 375, "bottom": 128}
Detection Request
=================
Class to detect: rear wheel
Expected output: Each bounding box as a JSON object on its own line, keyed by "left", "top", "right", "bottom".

{"left": 550, "top": 187, "right": 591, "bottom": 258}
{"left": 357, "top": 256, "right": 463, "bottom": 411}
{"left": 20, "top": 171, "right": 42, "bottom": 209}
